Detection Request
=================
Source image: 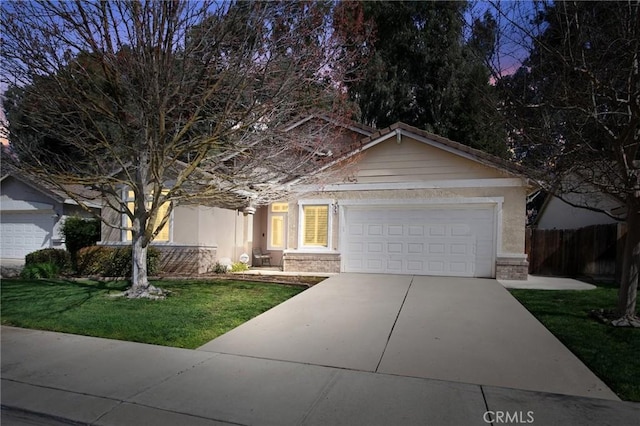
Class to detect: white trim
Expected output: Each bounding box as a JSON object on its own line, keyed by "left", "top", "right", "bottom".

{"left": 497, "top": 253, "right": 528, "bottom": 260}
{"left": 298, "top": 198, "right": 337, "bottom": 206}
{"left": 283, "top": 115, "right": 373, "bottom": 136}
{"left": 299, "top": 178, "right": 525, "bottom": 192}
{"left": 63, "top": 198, "right": 101, "bottom": 209}
{"left": 297, "top": 199, "right": 334, "bottom": 251}
{"left": 267, "top": 203, "right": 288, "bottom": 251}
{"left": 337, "top": 197, "right": 503, "bottom": 207}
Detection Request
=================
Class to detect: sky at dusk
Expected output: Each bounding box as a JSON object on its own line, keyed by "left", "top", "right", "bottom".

{"left": 0, "top": 1, "right": 540, "bottom": 148}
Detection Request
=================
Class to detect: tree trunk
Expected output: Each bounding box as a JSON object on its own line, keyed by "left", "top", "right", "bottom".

{"left": 614, "top": 205, "right": 640, "bottom": 326}
{"left": 123, "top": 216, "right": 164, "bottom": 299}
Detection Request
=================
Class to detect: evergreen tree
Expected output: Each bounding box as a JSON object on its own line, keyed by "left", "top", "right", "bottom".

{"left": 345, "top": 1, "right": 506, "bottom": 156}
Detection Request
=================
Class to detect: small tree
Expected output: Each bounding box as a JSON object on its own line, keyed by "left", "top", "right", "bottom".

{"left": 61, "top": 217, "right": 101, "bottom": 271}
{"left": 1, "top": 1, "right": 369, "bottom": 298}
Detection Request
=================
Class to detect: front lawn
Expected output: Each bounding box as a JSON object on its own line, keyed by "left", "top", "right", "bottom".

{"left": 1, "top": 279, "right": 305, "bottom": 349}
{"left": 510, "top": 286, "right": 640, "bottom": 402}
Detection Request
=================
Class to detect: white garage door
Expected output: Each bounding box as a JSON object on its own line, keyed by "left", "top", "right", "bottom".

{"left": 342, "top": 205, "right": 496, "bottom": 277}
{"left": 0, "top": 213, "right": 54, "bottom": 259}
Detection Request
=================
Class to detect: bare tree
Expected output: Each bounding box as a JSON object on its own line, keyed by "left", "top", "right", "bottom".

{"left": 1, "top": 1, "right": 369, "bottom": 298}
{"left": 490, "top": 1, "right": 639, "bottom": 325}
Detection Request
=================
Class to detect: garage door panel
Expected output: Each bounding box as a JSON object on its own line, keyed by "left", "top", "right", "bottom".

{"left": 343, "top": 205, "right": 495, "bottom": 277}
{"left": 1, "top": 213, "right": 54, "bottom": 259}
{"left": 388, "top": 225, "right": 403, "bottom": 236}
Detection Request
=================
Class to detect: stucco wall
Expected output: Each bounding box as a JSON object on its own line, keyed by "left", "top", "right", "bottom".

{"left": 210, "top": 207, "right": 253, "bottom": 262}
{"left": 536, "top": 196, "right": 619, "bottom": 230}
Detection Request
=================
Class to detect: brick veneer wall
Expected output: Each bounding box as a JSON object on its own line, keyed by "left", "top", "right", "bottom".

{"left": 283, "top": 252, "right": 341, "bottom": 273}
{"left": 495, "top": 257, "right": 529, "bottom": 280}
{"left": 153, "top": 245, "right": 217, "bottom": 274}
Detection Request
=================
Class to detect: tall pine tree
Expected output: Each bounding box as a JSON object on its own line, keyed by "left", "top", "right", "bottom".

{"left": 345, "top": 1, "right": 506, "bottom": 156}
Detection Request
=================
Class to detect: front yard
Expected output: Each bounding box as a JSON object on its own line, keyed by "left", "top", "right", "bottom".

{"left": 510, "top": 285, "right": 640, "bottom": 402}
{"left": 3, "top": 277, "right": 638, "bottom": 402}
{"left": 1, "top": 278, "right": 305, "bottom": 349}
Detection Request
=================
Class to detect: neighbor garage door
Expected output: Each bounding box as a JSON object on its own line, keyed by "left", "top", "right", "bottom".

{"left": 342, "top": 205, "right": 496, "bottom": 277}
{"left": 0, "top": 212, "right": 54, "bottom": 259}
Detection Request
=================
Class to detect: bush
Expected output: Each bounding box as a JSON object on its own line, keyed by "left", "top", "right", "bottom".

{"left": 230, "top": 262, "right": 249, "bottom": 272}
{"left": 213, "top": 262, "right": 229, "bottom": 274}
{"left": 76, "top": 246, "right": 160, "bottom": 277}
{"left": 61, "top": 217, "right": 101, "bottom": 269}
{"left": 20, "top": 262, "right": 60, "bottom": 279}
{"left": 25, "top": 248, "right": 70, "bottom": 272}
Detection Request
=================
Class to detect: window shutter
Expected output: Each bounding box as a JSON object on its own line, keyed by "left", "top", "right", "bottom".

{"left": 270, "top": 215, "right": 284, "bottom": 248}
{"left": 303, "top": 205, "right": 328, "bottom": 247}
{"left": 123, "top": 190, "right": 170, "bottom": 242}
{"left": 153, "top": 201, "right": 170, "bottom": 241}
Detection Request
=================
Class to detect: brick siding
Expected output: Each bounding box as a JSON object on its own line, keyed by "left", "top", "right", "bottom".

{"left": 495, "top": 257, "right": 529, "bottom": 280}
{"left": 283, "top": 252, "right": 341, "bottom": 273}
{"left": 154, "top": 245, "right": 217, "bottom": 274}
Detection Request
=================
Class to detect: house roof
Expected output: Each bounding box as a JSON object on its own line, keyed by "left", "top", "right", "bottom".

{"left": 298, "top": 121, "right": 534, "bottom": 184}
{"left": 0, "top": 168, "right": 101, "bottom": 208}
{"left": 283, "top": 114, "right": 375, "bottom": 137}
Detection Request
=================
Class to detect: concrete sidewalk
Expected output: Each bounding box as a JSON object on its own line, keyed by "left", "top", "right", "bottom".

{"left": 2, "top": 327, "right": 639, "bottom": 426}
{"left": 499, "top": 275, "right": 597, "bottom": 290}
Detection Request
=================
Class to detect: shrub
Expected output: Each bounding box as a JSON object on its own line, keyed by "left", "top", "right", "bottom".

{"left": 20, "top": 262, "right": 60, "bottom": 279}
{"left": 25, "top": 248, "right": 70, "bottom": 272}
{"left": 61, "top": 217, "right": 100, "bottom": 269}
{"left": 76, "top": 246, "right": 160, "bottom": 277}
{"left": 213, "top": 262, "right": 229, "bottom": 274}
{"left": 230, "top": 262, "right": 249, "bottom": 272}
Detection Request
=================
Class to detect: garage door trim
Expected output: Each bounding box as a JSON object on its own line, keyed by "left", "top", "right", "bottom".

{"left": 338, "top": 197, "right": 503, "bottom": 277}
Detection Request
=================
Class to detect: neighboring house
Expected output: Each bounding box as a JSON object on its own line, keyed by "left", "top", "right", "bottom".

{"left": 0, "top": 171, "right": 100, "bottom": 260}
{"left": 254, "top": 122, "right": 533, "bottom": 280}
{"left": 533, "top": 191, "right": 624, "bottom": 230}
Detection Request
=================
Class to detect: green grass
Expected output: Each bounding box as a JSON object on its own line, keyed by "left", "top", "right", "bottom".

{"left": 509, "top": 285, "right": 640, "bottom": 401}
{"left": 1, "top": 279, "right": 305, "bottom": 349}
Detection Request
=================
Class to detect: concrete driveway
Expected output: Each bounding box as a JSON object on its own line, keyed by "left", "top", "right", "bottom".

{"left": 199, "top": 273, "right": 617, "bottom": 400}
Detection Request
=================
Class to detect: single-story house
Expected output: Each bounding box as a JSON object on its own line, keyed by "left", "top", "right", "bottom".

{"left": 0, "top": 171, "right": 100, "bottom": 260}
{"left": 254, "top": 122, "right": 533, "bottom": 280}
{"left": 532, "top": 190, "right": 624, "bottom": 230}
{"left": 97, "top": 118, "right": 532, "bottom": 280}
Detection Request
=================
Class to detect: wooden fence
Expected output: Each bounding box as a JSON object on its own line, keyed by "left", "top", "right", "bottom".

{"left": 526, "top": 223, "right": 627, "bottom": 280}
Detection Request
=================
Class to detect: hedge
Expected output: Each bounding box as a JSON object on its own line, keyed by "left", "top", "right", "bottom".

{"left": 76, "top": 246, "right": 160, "bottom": 277}
{"left": 25, "top": 248, "right": 71, "bottom": 272}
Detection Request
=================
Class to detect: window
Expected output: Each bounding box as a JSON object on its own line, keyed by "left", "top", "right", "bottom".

{"left": 267, "top": 202, "right": 288, "bottom": 250}
{"left": 300, "top": 203, "right": 331, "bottom": 249}
{"left": 123, "top": 190, "right": 171, "bottom": 242}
